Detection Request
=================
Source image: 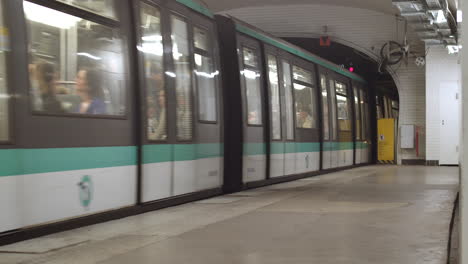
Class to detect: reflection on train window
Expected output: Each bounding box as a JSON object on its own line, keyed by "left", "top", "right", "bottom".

{"left": 243, "top": 68, "right": 262, "bottom": 125}
{"left": 354, "top": 87, "right": 361, "bottom": 140}
{"left": 171, "top": 16, "right": 193, "bottom": 140}
{"left": 56, "top": 0, "right": 117, "bottom": 19}
{"left": 194, "top": 27, "right": 217, "bottom": 122}
{"left": 282, "top": 61, "right": 294, "bottom": 140}
{"left": 294, "top": 83, "right": 316, "bottom": 129}
{"left": 336, "top": 94, "right": 351, "bottom": 131}
{"left": 267, "top": 55, "right": 281, "bottom": 140}
{"left": 194, "top": 27, "right": 208, "bottom": 51}
{"left": 242, "top": 47, "right": 257, "bottom": 68}
{"left": 292, "top": 66, "right": 312, "bottom": 84}
{"left": 320, "top": 74, "right": 329, "bottom": 140}
{"left": 0, "top": 2, "right": 8, "bottom": 141}
{"left": 140, "top": 3, "right": 166, "bottom": 140}
{"left": 329, "top": 80, "right": 338, "bottom": 140}
{"left": 335, "top": 82, "right": 347, "bottom": 95}
{"left": 25, "top": 1, "right": 126, "bottom": 116}
{"left": 392, "top": 100, "right": 399, "bottom": 109}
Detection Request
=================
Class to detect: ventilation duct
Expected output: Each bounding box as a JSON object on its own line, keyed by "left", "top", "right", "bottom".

{"left": 392, "top": 0, "right": 458, "bottom": 45}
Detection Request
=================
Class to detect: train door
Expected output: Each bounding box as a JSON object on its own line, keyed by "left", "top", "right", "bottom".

{"left": 290, "top": 60, "right": 320, "bottom": 174}
{"left": 137, "top": 1, "right": 223, "bottom": 202}
{"left": 318, "top": 68, "right": 332, "bottom": 169}
{"left": 328, "top": 75, "right": 339, "bottom": 168}
{"left": 264, "top": 47, "right": 285, "bottom": 178}
{"left": 333, "top": 75, "right": 354, "bottom": 167}
{"left": 353, "top": 82, "right": 362, "bottom": 164}
{"left": 237, "top": 35, "right": 267, "bottom": 183}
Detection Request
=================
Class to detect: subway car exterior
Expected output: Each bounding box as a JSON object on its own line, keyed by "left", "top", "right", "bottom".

{"left": 217, "top": 17, "right": 372, "bottom": 192}
{"left": 0, "top": 0, "right": 371, "bottom": 245}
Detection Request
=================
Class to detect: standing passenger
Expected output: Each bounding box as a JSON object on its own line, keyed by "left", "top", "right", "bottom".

{"left": 75, "top": 69, "right": 106, "bottom": 115}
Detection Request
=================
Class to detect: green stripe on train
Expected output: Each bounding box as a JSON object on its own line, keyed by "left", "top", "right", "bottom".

{"left": 0, "top": 144, "right": 224, "bottom": 177}
{"left": 235, "top": 24, "right": 366, "bottom": 83}
{"left": 176, "top": 0, "right": 214, "bottom": 18}
{"left": 0, "top": 146, "right": 137, "bottom": 177}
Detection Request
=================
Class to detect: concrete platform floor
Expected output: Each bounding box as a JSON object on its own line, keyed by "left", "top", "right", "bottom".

{"left": 0, "top": 165, "right": 459, "bottom": 264}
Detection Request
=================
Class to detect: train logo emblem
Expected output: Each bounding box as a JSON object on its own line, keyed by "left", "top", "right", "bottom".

{"left": 78, "top": 175, "right": 93, "bottom": 208}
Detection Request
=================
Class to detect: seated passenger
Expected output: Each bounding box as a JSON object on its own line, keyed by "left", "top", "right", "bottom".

{"left": 297, "top": 106, "right": 313, "bottom": 128}
{"left": 34, "top": 62, "right": 63, "bottom": 113}
{"left": 75, "top": 69, "right": 106, "bottom": 115}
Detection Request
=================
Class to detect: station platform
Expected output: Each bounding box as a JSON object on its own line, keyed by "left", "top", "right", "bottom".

{"left": 0, "top": 165, "right": 458, "bottom": 264}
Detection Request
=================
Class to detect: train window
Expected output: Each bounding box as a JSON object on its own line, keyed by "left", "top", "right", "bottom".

{"left": 0, "top": 3, "right": 8, "bottom": 142}
{"left": 294, "top": 84, "right": 316, "bottom": 129}
{"left": 360, "top": 89, "right": 367, "bottom": 140}
{"left": 194, "top": 27, "right": 217, "bottom": 122}
{"left": 25, "top": 1, "right": 127, "bottom": 116}
{"left": 267, "top": 55, "right": 281, "bottom": 140}
{"left": 335, "top": 82, "right": 347, "bottom": 95}
{"left": 320, "top": 74, "right": 329, "bottom": 140}
{"left": 354, "top": 87, "right": 361, "bottom": 140}
{"left": 282, "top": 61, "right": 294, "bottom": 140}
{"left": 56, "top": 0, "right": 117, "bottom": 19}
{"left": 329, "top": 80, "right": 338, "bottom": 140}
{"left": 336, "top": 82, "right": 351, "bottom": 131}
{"left": 392, "top": 100, "right": 399, "bottom": 109}
{"left": 140, "top": 3, "right": 166, "bottom": 140}
{"left": 242, "top": 47, "right": 262, "bottom": 125}
{"left": 243, "top": 47, "right": 257, "bottom": 68}
{"left": 194, "top": 27, "right": 208, "bottom": 51}
{"left": 171, "top": 15, "right": 193, "bottom": 140}
{"left": 292, "top": 66, "right": 312, "bottom": 84}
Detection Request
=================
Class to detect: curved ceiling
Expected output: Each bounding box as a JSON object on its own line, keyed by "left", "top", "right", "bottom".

{"left": 201, "top": 0, "right": 399, "bottom": 15}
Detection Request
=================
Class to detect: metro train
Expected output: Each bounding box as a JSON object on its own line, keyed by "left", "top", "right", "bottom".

{"left": 0, "top": 0, "right": 373, "bottom": 243}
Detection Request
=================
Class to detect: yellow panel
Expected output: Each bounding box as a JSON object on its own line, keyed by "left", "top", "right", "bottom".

{"left": 378, "top": 118, "right": 395, "bottom": 161}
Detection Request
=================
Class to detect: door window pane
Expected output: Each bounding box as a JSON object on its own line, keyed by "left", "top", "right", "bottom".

{"left": 140, "top": 3, "right": 166, "bottom": 140}
{"left": 56, "top": 0, "right": 117, "bottom": 19}
{"left": 337, "top": 94, "right": 351, "bottom": 131}
{"left": 292, "top": 65, "right": 313, "bottom": 84}
{"left": 243, "top": 68, "right": 262, "bottom": 125}
{"left": 243, "top": 47, "right": 257, "bottom": 68}
{"left": 267, "top": 55, "right": 281, "bottom": 140}
{"left": 25, "top": 1, "right": 127, "bottom": 116}
{"left": 360, "top": 90, "right": 367, "bottom": 140}
{"left": 354, "top": 87, "right": 361, "bottom": 140}
{"left": 282, "top": 61, "right": 294, "bottom": 140}
{"left": 329, "top": 80, "right": 337, "bottom": 140}
{"left": 0, "top": 2, "right": 8, "bottom": 141}
{"left": 171, "top": 16, "right": 192, "bottom": 140}
{"left": 336, "top": 81, "right": 347, "bottom": 95}
{"left": 195, "top": 54, "right": 217, "bottom": 121}
{"left": 320, "top": 74, "right": 329, "bottom": 140}
{"left": 194, "top": 27, "right": 209, "bottom": 51}
{"left": 294, "top": 83, "right": 316, "bottom": 129}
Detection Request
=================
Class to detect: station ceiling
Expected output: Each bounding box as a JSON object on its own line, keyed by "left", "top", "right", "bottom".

{"left": 201, "top": 0, "right": 458, "bottom": 15}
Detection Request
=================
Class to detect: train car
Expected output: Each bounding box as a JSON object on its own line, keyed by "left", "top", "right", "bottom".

{"left": 216, "top": 16, "right": 371, "bottom": 191}
{"left": 0, "top": 0, "right": 224, "bottom": 240}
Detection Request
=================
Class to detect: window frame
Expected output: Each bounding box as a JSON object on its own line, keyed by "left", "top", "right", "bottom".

{"left": 319, "top": 73, "right": 330, "bottom": 141}
{"left": 266, "top": 53, "right": 282, "bottom": 141}
{"left": 137, "top": 1, "right": 169, "bottom": 142}
{"left": 292, "top": 65, "right": 317, "bottom": 130}
{"left": 23, "top": 0, "right": 130, "bottom": 120}
{"left": 353, "top": 85, "right": 362, "bottom": 141}
{"left": 192, "top": 24, "right": 219, "bottom": 125}
{"left": 240, "top": 44, "right": 263, "bottom": 127}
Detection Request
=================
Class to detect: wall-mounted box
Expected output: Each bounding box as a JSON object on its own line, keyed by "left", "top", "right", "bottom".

{"left": 401, "top": 124, "right": 415, "bottom": 149}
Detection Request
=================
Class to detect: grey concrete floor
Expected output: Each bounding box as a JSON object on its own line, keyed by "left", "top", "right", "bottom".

{"left": 0, "top": 165, "right": 459, "bottom": 264}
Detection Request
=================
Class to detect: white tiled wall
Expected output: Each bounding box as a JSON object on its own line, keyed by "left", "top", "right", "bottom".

{"left": 220, "top": 4, "right": 427, "bottom": 163}
{"left": 425, "top": 46, "right": 461, "bottom": 161}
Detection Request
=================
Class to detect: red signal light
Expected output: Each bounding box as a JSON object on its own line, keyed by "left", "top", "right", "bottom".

{"left": 349, "top": 67, "right": 354, "bottom": 72}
